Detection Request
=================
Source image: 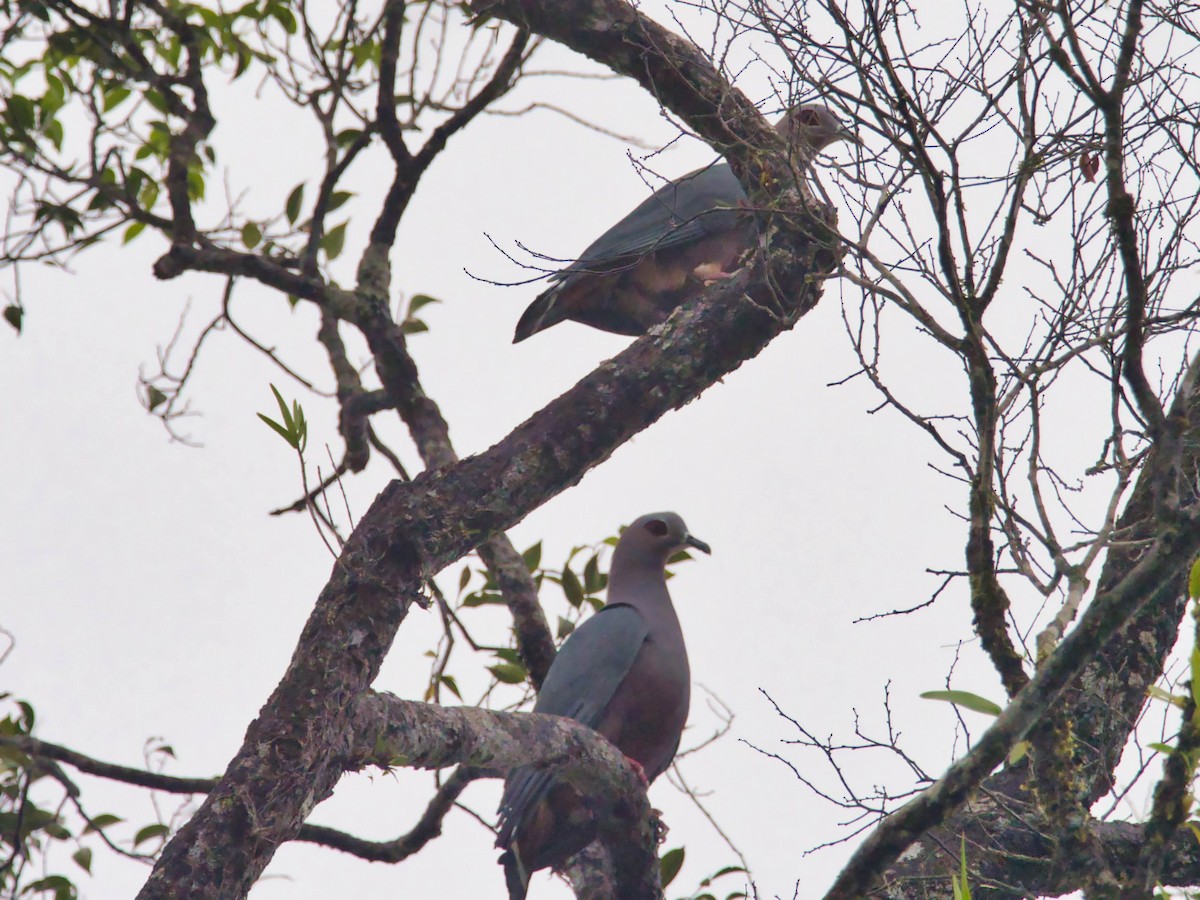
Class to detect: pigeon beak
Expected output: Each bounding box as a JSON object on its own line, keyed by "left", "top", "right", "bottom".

{"left": 837, "top": 125, "right": 861, "bottom": 147}
{"left": 684, "top": 534, "right": 712, "bottom": 555}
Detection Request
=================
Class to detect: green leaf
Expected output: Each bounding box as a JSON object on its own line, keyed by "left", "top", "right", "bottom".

{"left": 1007, "top": 740, "right": 1031, "bottom": 765}
{"left": 270, "top": 3, "right": 297, "bottom": 33}
{"left": 335, "top": 128, "right": 363, "bottom": 148}
{"left": 708, "top": 866, "right": 747, "bottom": 879}
{"left": 241, "top": 221, "right": 261, "bottom": 249}
{"left": 458, "top": 566, "right": 472, "bottom": 593}
{"left": 522, "top": 542, "right": 542, "bottom": 572}
{"left": 42, "top": 74, "right": 65, "bottom": 113}
{"left": 186, "top": 164, "right": 206, "bottom": 201}
{"left": 583, "top": 554, "right": 605, "bottom": 594}
{"left": 257, "top": 412, "right": 295, "bottom": 446}
{"left": 45, "top": 821, "right": 72, "bottom": 839}
{"left": 160, "top": 38, "right": 182, "bottom": 69}
{"left": 122, "top": 221, "right": 146, "bottom": 244}
{"left": 22, "top": 875, "right": 75, "bottom": 896}
{"left": 561, "top": 566, "right": 584, "bottom": 608}
{"left": 439, "top": 675, "right": 462, "bottom": 701}
{"left": 1149, "top": 742, "right": 1175, "bottom": 755}
{"left": 1191, "top": 650, "right": 1200, "bottom": 712}
{"left": 8, "top": 94, "right": 35, "bottom": 130}
{"left": 134, "top": 823, "right": 170, "bottom": 846}
{"left": 1148, "top": 684, "right": 1187, "bottom": 709}
{"left": 72, "top": 846, "right": 92, "bottom": 873}
{"left": 1189, "top": 558, "right": 1200, "bottom": 600}
{"left": 137, "top": 178, "right": 159, "bottom": 210}
{"left": 102, "top": 86, "right": 131, "bottom": 112}
{"left": 952, "top": 837, "right": 972, "bottom": 900}
{"left": 4, "top": 305, "right": 23, "bottom": 334}
{"left": 556, "top": 616, "right": 575, "bottom": 640}
{"left": 285, "top": 183, "right": 304, "bottom": 224}
{"left": 488, "top": 662, "right": 527, "bottom": 684}
{"left": 920, "top": 690, "right": 1002, "bottom": 717}
{"left": 82, "top": 814, "right": 122, "bottom": 834}
{"left": 659, "top": 846, "right": 685, "bottom": 888}
{"left": 327, "top": 190, "right": 353, "bottom": 212}
{"left": 461, "top": 591, "right": 505, "bottom": 608}
{"left": 408, "top": 294, "right": 441, "bottom": 314}
{"left": 320, "top": 222, "right": 347, "bottom": 260}
{"left": 43, "top": 118, "right": 63, "bottom": 151}
{"left": 146, "top": 386, "right": 167, "bottom": 411}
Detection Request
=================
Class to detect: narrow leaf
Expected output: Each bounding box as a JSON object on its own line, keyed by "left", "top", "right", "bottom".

{"left": 920, "top": 690, "right": 1002, "bottom": 717}
{"left": 257, "top": 413, "right": 295, "bottom": 446}
{"left": 82, "top": 814, "right": 122, "bottom": 834}
{"left": 1007, "top": 740, "right": 1031, "bottom": 766}
{"left": 439, "top": 675, "right": 462, "bottom": 700}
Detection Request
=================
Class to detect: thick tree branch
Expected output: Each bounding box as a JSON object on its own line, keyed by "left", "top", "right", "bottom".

{"left": 0, "top": 732, "right": 478, "bottom": 864}
{"left": 471, "top": 0, "right": 805, "bottom": 199}
{"left": 138, "top": 158, "right": 833, "bottom": 900}
{"left": 874, "top": 768, "right": 1200, "bottom": 898}
{"left": 0, "top": 734, "right": 216, "bottom": 795}
{"left": 825, "top": 506, "right": 1200, "bottom": 899}
{"left": 350, "top": 691, "right": 663, "bottom": 900}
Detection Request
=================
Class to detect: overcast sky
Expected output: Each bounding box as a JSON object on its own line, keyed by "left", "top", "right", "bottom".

{"left": 0, "top": 3, "right": 1132, "bottom": 897}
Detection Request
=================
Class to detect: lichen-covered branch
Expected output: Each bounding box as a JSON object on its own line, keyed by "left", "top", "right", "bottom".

{"left": 824, "top": 504, "right": 1200, "bottom": 899}
{"left": 351, "top": 692, "right": 663, "bottom": 900}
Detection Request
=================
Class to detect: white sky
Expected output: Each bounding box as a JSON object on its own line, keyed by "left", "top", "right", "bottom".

{"left": 0, "top": 3, "right": 1150, "bottom": 898}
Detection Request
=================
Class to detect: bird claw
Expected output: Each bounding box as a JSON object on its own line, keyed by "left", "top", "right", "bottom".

{"left": 625, "top": 756, "right": 649, "bottom": 788}
{"left": 651, "top": 810, "right": 669, "bottom": 844}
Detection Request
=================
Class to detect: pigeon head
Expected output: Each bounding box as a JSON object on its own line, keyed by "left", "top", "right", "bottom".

{"left": 620, "top": 512, "right": 712, "bottom": 563}
{"left": 776, "top": 103, "right": 859, "bottom": 154}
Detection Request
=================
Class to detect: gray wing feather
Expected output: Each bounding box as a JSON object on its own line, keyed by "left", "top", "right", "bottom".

{"left": 551, "top": 162, "right": 748, "bottom": 282}
{"left": 496, "top": 605, "right": 649, "bottom": 848}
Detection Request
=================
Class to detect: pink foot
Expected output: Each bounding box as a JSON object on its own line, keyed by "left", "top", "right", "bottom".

{"left": 625, "top": 756, "right": 649, "bottom": 788}
{"left": 693, "top": 261, "right": 740, "bottom": 285}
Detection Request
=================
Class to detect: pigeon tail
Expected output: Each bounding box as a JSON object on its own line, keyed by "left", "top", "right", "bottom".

{"left": 500, "top": 846, "right": 530, "bottom": 900}
{"left": 513, "top": 285, "right": 562, "bottom": 342}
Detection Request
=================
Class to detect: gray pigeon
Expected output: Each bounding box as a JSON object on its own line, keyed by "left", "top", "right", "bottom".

{"left": 496, "top": 512, "right": 711, "bottom": 899}
{"left": 513, "top": 103, "right": 857, "bottom": 342}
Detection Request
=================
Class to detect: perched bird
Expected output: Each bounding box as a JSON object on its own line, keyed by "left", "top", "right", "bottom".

{"left": 513, "top": 103, "right": 857, "bottom": 342}
{"left": 496, "top": 512, "right": 711, "bottom": 899}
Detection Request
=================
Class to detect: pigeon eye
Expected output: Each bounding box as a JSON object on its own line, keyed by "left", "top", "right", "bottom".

{"left": 644, "top": 519, "right": 669, "bottom": 537}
